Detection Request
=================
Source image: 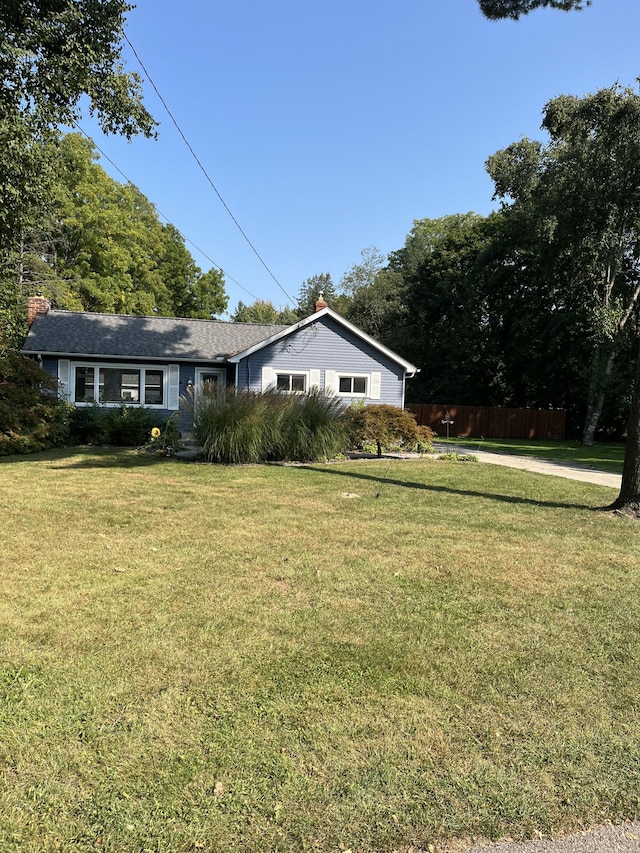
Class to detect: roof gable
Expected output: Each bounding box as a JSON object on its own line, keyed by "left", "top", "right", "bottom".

{"left": 228, "top": 307, "right": 418, "bottom": 375}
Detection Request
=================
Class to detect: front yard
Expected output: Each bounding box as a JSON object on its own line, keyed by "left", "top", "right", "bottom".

{"left": 1, "top": 449, "right": 638, "bottom": 852}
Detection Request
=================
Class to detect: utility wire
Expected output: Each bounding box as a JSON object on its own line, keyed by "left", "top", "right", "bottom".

{"left": 124, "top": 35, "right": 297, "bottom": 307}
{"left": 72, "top": 122, "right": 264, "bottom": 306}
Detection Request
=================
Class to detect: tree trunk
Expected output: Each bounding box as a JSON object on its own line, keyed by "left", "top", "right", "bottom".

{"left": 609, "top": 342, "right": 640, "bottom": 516}
{"left": 582, "top": 345, "right": 616, "bottom": 446}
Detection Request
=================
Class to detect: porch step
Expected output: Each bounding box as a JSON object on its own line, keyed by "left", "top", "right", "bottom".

{"left": 177, "top": 433, "right": 204, "bottom": 460}
{"left": 180, "top": 433, "right": 200, "bottom": 448}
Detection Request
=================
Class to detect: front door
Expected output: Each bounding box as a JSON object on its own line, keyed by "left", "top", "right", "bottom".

{"left": 195, "top": 368, "right": 225, "bottom": 397}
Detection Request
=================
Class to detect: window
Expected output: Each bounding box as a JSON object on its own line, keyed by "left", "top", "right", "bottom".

{"left": 72, "top": 364, "right": 166, "bottom": 407}
{"left": 101, "top": 368, "right": 140, "bottom": 402}
{"left": 276, "top": 373, "right": 306, "bottom": 392}
{"left": 144, "top": 370, "right": 164, "bottom": 404}
{"left": 75, "top": 366, "right": 95, "bottom": 403}
{"left": 338, "top": 375, "right": 368, "bottom": 395}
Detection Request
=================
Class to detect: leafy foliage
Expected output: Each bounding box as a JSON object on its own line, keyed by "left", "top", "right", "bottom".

{"left": 0, "top": 0, "right": 155, "bottom": 255}
{"left": 487, "top": 83, "right": 640, "bottom": 458}
{"left": 68, "top": 403, "right": 172, "bottom": 448}
{"left": 230, "top": 299, "right": 297, "bottom": 325}
{"left": 0, "top": 133, "right": 228, "bottom": 341}
{"left": 0, "top": 349, "right": 69, "bottom": 454}
{"left": 437, "top": 452, "right": 479, "bottom": 462}
{"left": 344, "top": 404, "right": 435, "bottom": 457}
{"left": 295, "top": 273, "right": 351, "bottom": 318}
{"left": 0, "top": 1, "right": 155, "bottom": 138}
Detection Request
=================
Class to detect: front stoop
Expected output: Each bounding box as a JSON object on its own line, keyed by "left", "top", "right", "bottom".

{"left": 176, "top": 433, "right": 204, "bottom": 460}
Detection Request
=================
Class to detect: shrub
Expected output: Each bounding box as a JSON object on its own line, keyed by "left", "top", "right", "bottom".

{"left": 68, "top": 404, "right": 109, "bottom": 445}
{"left": 0, "top": 348, "right": 70, "bottom": 455}
{"left": 344, "top": 403, "right": 435, "bottom": 456}
{"left": 102, "top": 404, "right": 158, "bottom": 446}
{"left": 68, "top": 404, "right": 171, "bottom": 448}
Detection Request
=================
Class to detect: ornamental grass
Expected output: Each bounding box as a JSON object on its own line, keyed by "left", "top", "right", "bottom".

{"left": 192, "top": 386, "right": 346, "bottom": 463}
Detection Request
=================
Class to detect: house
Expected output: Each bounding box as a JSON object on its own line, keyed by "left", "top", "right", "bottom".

{"left": 22, "top": 296, "right": 418, "bottom": 434}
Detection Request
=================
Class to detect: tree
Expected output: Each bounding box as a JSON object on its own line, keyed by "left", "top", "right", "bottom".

{"left": 478, "top": 0, "right": 589, "bottom": 19}
{"left": 487, "top": 85, "right": 640, "bottom": 514}
{"left": 344, "top": 404, "right": 435, "bottom": 457}
{"left": 231, "top": 299, "right": 296, "bottom": 325}
{"left": 0, "top": 347, "right": 69, "bottom": 454}
{"left": 339, "top": 246, "right": 387, "bottom": 296}
{"left": 487, "top": 86, "right": 640, "bottom": 447}
{"left": 397, "top": 213, "right": 512, "bottom": 406}
{"left": 295, "top": 273, "right": 351, "bottom": 318}
{"left": 0, "top": 133, "right": 227, "bottom": 338}
{"left": 0, "top": 1, "right": 155, "bottom": 251}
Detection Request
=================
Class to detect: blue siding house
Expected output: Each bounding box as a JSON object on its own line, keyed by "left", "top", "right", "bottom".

{"left": 22, "top": 296, "right": 418, "bottom": 433}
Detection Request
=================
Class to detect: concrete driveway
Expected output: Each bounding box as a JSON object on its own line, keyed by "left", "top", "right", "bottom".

{"left": 454, "top": 447, "right": 622, "bottom": 489}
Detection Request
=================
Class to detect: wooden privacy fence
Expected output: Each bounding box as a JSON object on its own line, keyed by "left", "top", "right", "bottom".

{"left": 406, "top": 404, "right": 566, "bottom": 440}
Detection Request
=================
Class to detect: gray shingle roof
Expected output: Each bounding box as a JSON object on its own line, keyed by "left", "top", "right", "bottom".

{"left": 22, "top": 310, "right": 290, "bottom": 361}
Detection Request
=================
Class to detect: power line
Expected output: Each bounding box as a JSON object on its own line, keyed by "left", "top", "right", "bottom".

{"left": 72, "top": 122, "right": 264, "bottom": 306}
{"left": 124, "top": 34, "right": 297, "bottom": 307}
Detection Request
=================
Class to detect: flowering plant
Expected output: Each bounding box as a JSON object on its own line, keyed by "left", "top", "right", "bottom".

{"left": 140, "top": 416, "right": 182, "bottom": 456}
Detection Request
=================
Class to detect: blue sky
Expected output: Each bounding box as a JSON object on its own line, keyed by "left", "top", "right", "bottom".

{"left": 82, "top": 0, "right": 640, "bottom": 316}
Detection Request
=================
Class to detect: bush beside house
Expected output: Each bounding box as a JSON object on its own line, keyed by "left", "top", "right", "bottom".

{"left": 0, "top": 349, "right": 70, "bottom": 455}
{"left": 344, "top": 403, "right": 435, "bottom": 456}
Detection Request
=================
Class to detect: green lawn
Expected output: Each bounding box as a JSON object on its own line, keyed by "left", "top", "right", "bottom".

{"left": 437, "top": 437, "right": 626, "bottom": 474}
{"left": 1, "top": 449, "right": 639, "bottom": 852}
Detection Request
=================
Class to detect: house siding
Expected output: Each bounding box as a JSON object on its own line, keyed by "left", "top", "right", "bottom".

{"left": 235, "top": 315, "right": 406, "bottom": 407}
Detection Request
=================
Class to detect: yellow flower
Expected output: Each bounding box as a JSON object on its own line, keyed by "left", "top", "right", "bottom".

{"left": 151, "top": 427, "right": 161, "bottom": 438}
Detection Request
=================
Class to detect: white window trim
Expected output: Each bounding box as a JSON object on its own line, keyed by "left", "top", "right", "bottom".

{"left": 335, "top": 373, "right": 370, "bottom": 397}
{"left": 275, "top": 370, "right": 310, "bottom": 393}
{"left": 70, "top": 361, "right": 171, "bottom": 409}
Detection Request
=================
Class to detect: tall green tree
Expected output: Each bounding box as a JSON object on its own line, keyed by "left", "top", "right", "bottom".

{"left": 487, "top": 86, "right": 640, "bottom": 447}
{"left": 337, "top": 247, "right": 405, "bottom": 340}
{"left": 339, "top": 246, "right": 387, "bottom": 296}
{"left": 295, "top": 273, "right": 350, "bottom": 318}
{"left": 0, "top": 1, "right": 155, "bottom": 251}
{"left": 488, "top": 85, "right": 640, "bottom": 514}
{"left": 397, "top": 213, "right": 510, "bottom": 405}
{"left": 0, "top": 133, "right": 227, "bottom": 340}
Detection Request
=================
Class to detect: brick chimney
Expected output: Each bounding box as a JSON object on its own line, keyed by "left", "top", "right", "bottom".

{"left": 314, "top": 290, "right": 328, "bottom": 312}
{"left": 27, "top": 295, "right": 51, "bottom": 327}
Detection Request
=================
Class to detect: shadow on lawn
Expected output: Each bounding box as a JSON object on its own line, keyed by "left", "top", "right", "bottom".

{"left": 297, "top": 464, "right": 597, "bottom": 511}
{"left": 0, "top": 447, "right": 160, "bottom": 469}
